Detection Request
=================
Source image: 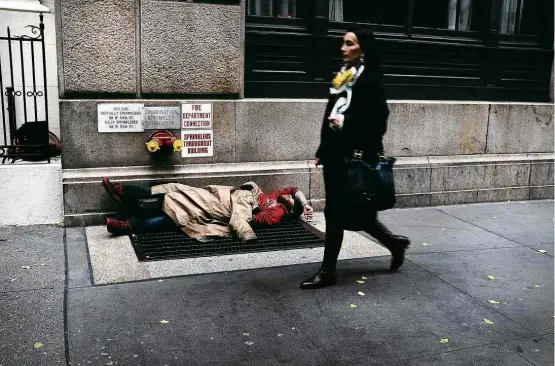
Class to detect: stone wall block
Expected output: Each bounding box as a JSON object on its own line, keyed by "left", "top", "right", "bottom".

{"left": 486, "top": 104, "right": 554, "bottom": 154}
{"left": 385, "top": 103, "right": 489, "bottom": 157}
{"left": 141, "top": 1, "right": 242, "bottom": 94}
{"left": 235, "top": 101, "right": 324, "bottom": 162}
{"left": 60, "top": 0, "right": 137, "bottom": 94}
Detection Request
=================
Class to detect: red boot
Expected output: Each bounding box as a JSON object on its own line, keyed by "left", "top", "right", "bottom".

{"left": 102, "top": 178, "right": 124, "bottom": 203}
{"left": 106, "top": 218, "right": 132, "bottom": 236}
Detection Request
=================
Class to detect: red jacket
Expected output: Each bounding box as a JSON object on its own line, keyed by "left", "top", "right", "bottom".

{"left": 252, "top": 187, "right": 298, "bottom": 225}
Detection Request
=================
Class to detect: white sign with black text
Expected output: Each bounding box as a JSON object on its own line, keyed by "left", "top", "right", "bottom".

{"left": 181, "top": 130, "right": 213, "bottom": 158}
{"left": 98, "top": 104, "right": 144, "bottom": 132}
{"left": 181, "top": 102, "right": 212, "bottom": 129}
{"left": 143, "top": 106, "right": 181, "bottom": 130}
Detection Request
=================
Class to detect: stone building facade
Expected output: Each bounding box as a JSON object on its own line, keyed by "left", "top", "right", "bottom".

{"left": 2, "top": 1, "right": 552, "bottom": 225}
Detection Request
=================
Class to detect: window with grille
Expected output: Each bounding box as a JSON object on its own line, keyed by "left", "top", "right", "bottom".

{"left": 330, "top": 0, "right": 407, "bottom": 26}
{"left": 244, "top": 0, "right": 553, "bottom": 101}
{"left": 248, "top": 0, "right": 298, "bottom": 18}
{"left": 499, "top": 0, "right": 539, "bottom": 35}
{"left": 413, "top": 0, "right": 479, "bottom": 31}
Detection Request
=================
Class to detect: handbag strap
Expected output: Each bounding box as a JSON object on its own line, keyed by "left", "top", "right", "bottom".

{"left": 352, "top": 149, "right": 381, "bottom": 160}
{"left": 352, "top": 149, "right": 396, "bottom": 165}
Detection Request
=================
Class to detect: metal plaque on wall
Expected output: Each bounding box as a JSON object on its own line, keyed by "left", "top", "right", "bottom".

{"left": 144, "top": 106, "right": 181, "bottom": 130}
{"left": 98, "top": 104, "right": 145, "bottom": 132}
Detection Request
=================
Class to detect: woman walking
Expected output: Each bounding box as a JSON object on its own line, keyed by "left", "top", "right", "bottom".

{"left": 301, "top": 29, "right": 410, "bottom": 289}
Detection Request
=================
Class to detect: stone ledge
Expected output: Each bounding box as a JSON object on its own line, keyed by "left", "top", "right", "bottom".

{"left": 427, "top": 153, "right": 534, "bottom": 166}
{"left": 70, "top": 153, "right": 550, "bottom": 183}
{"left": 62, "top": 154, "right": 554, "bottom": 226}
{"left": 63, "top": 160, "right": 312, "bottom": 183}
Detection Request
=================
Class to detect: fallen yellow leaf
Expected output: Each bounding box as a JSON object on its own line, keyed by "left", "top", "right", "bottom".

{"left": 537, "top": 250, "right": 548, "bottom": 254}
{"left": 535, "top": 285, "right": 540, "bottom": 288}
{"left": 349, "top": 304, "right": 357, "bottom": 308}
{"left": 483, "top": 319, "right": 494, "bottom": 325}
{"left": 33, "top": 342, "right": 42, "bottom": 349}
{"left": 488, "top": 275, "right": 495, "bottom": 280}
{"left": 243, "top": 332, "right": 249, "bottom": 337}
{"left": 358, "top": 291, "right": 365, "bottom": 297}
{"left": 440, "top": 339, "right": 449, "bottom": 344}
{"left": 488, "top": 300, "right": 500, "bottom": 304}
{"left": 357, "top": 280, "right": 365, "bottom": 284}
{"left": 159, "top": 320, "right": 169, "bottom": 324}
{"left": 361, "top": 277, "right": 367, "bottom": 280}
{"left": 423, "top": 242, "right": 429, "bottom": 246}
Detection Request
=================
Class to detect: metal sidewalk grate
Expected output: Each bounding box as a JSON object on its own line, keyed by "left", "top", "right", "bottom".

{"left": 130, "top": 220, "right": 325, "bottom": 261}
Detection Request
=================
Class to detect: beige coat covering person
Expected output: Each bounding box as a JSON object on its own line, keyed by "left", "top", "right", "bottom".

{"left": 151, "top": 182, "right": 261, "bottom": 243}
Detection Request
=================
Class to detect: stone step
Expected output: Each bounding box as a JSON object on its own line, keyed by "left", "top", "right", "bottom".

{"left": 63, "top": 153, "right": 554, "bottom": 226}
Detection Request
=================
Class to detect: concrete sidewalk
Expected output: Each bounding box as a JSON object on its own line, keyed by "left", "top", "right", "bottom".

{"left": 0, "top": 200, "right": 553, "bottom": 365}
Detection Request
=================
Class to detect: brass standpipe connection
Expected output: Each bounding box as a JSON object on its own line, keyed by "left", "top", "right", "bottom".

{"left": 146, "top": 131, "right": 182, "bottom": 155}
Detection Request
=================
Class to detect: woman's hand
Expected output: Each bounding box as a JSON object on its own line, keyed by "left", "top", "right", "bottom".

{"left": 328, "top": 114, "right": 345, "bottom": 131}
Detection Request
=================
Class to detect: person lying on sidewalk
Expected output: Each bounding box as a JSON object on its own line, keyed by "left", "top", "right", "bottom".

{"left": 102, "top": 178, "right": 314, "bottom": 243}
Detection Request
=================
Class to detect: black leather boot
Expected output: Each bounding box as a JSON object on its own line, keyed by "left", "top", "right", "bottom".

{"left": 300, "top": 267, "right": 337, "bottom": 289}
{"left": 385, "top": 235, "right": 410, "bottom": 272}
{"left": 366, "top": 220, "right": 410, "bottom": 272}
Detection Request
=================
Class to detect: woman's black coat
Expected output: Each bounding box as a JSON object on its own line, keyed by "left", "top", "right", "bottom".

{"left": 315, "top": 71, "right": 389, "bottom": 165}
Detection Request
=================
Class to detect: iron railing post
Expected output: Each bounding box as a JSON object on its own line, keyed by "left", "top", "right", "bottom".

{"left": 6, "top": 87, "right": 16, "bottom": 145}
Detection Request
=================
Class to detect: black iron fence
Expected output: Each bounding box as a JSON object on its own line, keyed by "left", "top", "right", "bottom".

{"left": 0, "top": 14, "right": 51, "bottom": 163}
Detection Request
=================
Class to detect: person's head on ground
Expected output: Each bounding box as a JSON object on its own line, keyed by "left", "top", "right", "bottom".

{"left": 277, "top": 194, "right": 313, "bottom": 221}
{"left": 341, "top": 28, "right": 381, "bottom": 72}
{"left": 277, "top": 194, "right": 296, "bottom": 215}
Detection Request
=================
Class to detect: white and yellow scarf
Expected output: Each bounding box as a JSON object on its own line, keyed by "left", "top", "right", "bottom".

{"left": 329, "top": 64, "right": 365, "bottom": 119}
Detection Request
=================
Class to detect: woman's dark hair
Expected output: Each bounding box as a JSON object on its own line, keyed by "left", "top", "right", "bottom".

{"left": 350, "top": 28, "right": 381, "bottom": 73}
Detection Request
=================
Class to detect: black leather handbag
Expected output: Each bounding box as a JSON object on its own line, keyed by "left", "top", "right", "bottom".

{"left": 345, "top": 150, "right": 397, "bottom": 212}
